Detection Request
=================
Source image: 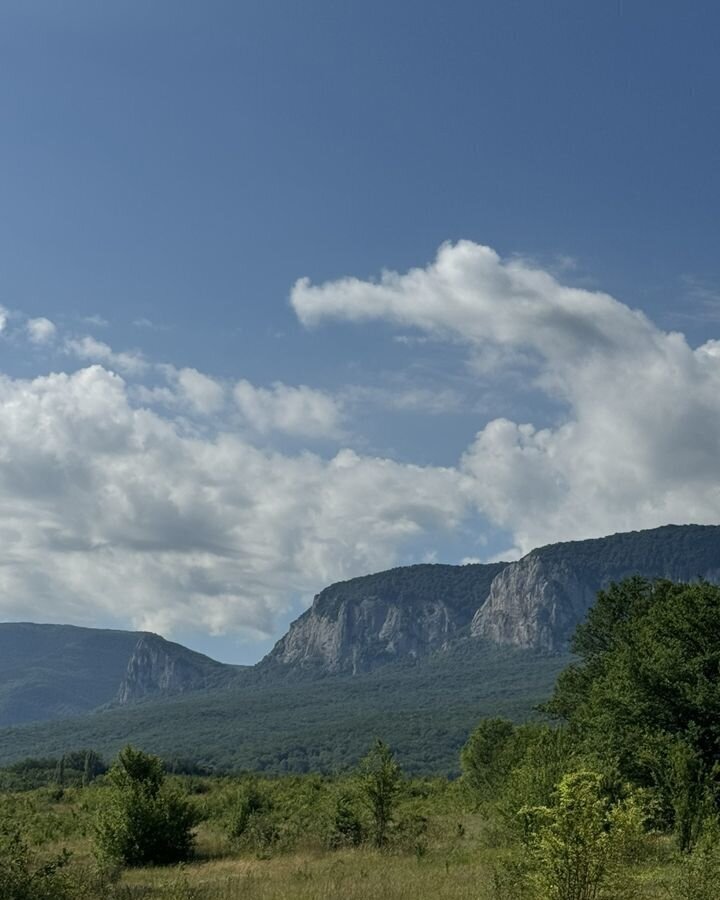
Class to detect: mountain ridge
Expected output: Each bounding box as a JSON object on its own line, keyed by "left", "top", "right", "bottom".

{"left": 2, "top": 522, "right": 720, "bottom": 767}
{"left": 0, "top": 623, "right": 240, "bottom": 727}
{"left": 263, "top": 562, "right": 508, "bottom": 674}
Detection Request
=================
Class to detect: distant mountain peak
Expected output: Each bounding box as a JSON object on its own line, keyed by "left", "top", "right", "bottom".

{"left": 115, "top": 633, "right": 238, "bottom": 705}
{"left": 263, "top": 562, "right": 508, "bottom": 674}
{"left": 264, "top": 524, "right": 720, "bottom": 672}
{"left": 471, "top": 523, "right": 720, "bottom": 650}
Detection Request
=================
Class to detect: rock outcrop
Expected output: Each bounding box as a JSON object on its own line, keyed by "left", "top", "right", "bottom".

{"left": 263, "top": 562, "right": 508, "bottom": 674}
{"left": 115, "top": 633, "right": 237, "bottom": 704}
{"left": 471, "top": 524, "right": 720, "bottom": 650}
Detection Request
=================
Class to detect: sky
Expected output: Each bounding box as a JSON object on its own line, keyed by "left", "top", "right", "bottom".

{"left": 1, "top": 1, "right": 720, "bottom": 663}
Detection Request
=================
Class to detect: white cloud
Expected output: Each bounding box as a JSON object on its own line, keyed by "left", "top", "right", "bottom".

{"left": 293, "top": 240, "right": 720, "bottom": 555}
{"left": 3, "top": 240, "right": 720, "bottom": 641}
{"left": 233, "top": 380, "right": 344, "bottom": 438}
{"left": 26, "top": 317, "right": 57, "bottom": 344}
{"left": 65, "top": 335, "right": 148, "bottom": 375}
{"left": 0, "top": 366, "right": 466, "bottom": 636}
{"left": 0, "top": 307, "right": 8, "bottom": 333}
{"left": 344, "top": 384, "right": 463, "bottom": 414}
{"left": 165, "top": 366, "right": 226, "bottom": 415}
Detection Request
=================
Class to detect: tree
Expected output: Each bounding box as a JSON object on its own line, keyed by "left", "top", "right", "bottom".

{"left": 82, "top": 750, "right": 104, "bottom": 787}
{"left": 358, "top": 739, "right": 401, "bottom": 848}
{"left": 94, "top": 746, "right": 198, "bottom": 866}
{"left": 460, "top": 718, "right": 520, "bottom": 797}
{"left": 524, "top": 771, "right": 646, "bottom": 900}
{"left": 548, "top": 578, "right": 720, "bottom": 846}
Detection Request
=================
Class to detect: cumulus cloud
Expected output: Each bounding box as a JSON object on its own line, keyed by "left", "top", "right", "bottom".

{"left": 233, "top": 380, "right": 344, "bottom": 438}
{"left": 0, "top": 366, "right": 465, "bottom": 635}
{"left": 66, "top": 335, "right": 148, "bottom": 375}
{"left": 0, "top": 307, "right": 8, "bottom": 332}
{"left": 166, "top": 366, "right": 226, "bottom": 415}
{"left": 3, "top": 240, "right": 720, "bottom": 640}
{"left": 293, "top": 240, "right": 720, "bottom": 554}
{"left": 26, "top": 317, "right": 57, "bottom": 344}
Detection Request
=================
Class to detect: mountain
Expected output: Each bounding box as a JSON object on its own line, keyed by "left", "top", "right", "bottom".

{"left": 0, "top": 623, "right": 239, "bottom": 727}
{"left": 472, "top": 524, "right": 720, "bottom": 650}
{"left": 2, "top": 523, "right": 720, "bottom": 773}
{"left": 115, "top": 633, "right": 241, "bottom": 705}
{"left": 0, "top": 639, "right": 569, "bottom": 774}
{"left": 263, "top": 524, "right": 720, "bottom": 672}
{"left": 264, "top": 562, "right": 508, "bottom": 674}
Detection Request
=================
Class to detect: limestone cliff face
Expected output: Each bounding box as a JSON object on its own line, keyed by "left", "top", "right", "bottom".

{"left": 472, "top": 524, "right": 720, "bottom": 651}
{"left": 470, "top": 554, "right": 607, "bottom": 651}
{"left": 264, "top": 562, "right": 507, "bottom": 674}
{"left": 115, "top": 634, "right": 237, "bottom": 705}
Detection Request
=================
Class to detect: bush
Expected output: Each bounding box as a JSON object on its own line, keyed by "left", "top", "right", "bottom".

{"left": 226, "top": 779, "right": 280, "bottom": 851}
{"left": 94, "top": 746, "right": 198, "bottom": 866}
{"left": 0, "top": 823, "right": 74, "bottom": 900}
{"left": 674, "top": 822, "right": 720, "bottom": 900}
{"left": 358, "top": 740, "right": 402, "bottom": 849}
{"left": 461, "top": 718, "right": 520, "bottom": 799}
{"left": 328, "top": 792, "right": 364, "bottom": 848}
{"left": 522, "top": 771, "right": 647, "bottom": 900}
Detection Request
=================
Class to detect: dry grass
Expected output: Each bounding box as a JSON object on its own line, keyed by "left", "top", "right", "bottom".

{"left": 119, "top": 847, "right": 500, "bottom": 900}
{"left": 10, "top": 787, "right": 682, "bottom": 900}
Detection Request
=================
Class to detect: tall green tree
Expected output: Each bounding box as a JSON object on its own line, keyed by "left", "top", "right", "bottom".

{"left": 94, "top": 746, "right": 198, "bottom": 866}
{"left": 358, "top": 739, "right": 401, "bottom": 848}
{"left": 548, "top": 578, "right": 720, "bottom": 846}
{"left": 460, "top": 718, "right": 521, "bottom": 797}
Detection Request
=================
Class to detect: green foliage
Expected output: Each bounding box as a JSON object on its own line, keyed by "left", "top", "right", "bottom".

{"left": 460, "top": 718, "right": 520, "bottom": 797}
{"left": 674, "top": 821, "right": 720, "bottom": 900}
{"left": 500, "top": 725, "right": 578, "bottom": 829}
{"left": 358, "top": 740, "right": 402, "bottom": 848}
{"left": 226, "top": 779, "right": 279, "bottom": 850}
{"left": 328, "top": 792, "right": 365, "bottom": 847}
{"left": 548, "top": 578, "right": 720, "bottom": 845}
{"left": 0, "top": 639, "right": 569, "bottom": 776}
{"left": 94, "top": 746, "right": 198, "bottom": 866}
{"left": 522, "top": 771, "right": 647, "bottom": 900}
{"left": 0, "top": 821, "right": 76, "bottom": 900}
{"left": 665, "top": 740, "right": 719, "bottom": 853}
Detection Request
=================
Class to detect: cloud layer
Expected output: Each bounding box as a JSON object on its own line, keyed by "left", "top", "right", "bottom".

{"left": 293, "top": 241, "right": 720, "bottom": 555}
{"left": 1, "top": 240, "right": 719, "bottom": 639}
{"left": 0, "top": 366, "right": 464, "bottom": 636}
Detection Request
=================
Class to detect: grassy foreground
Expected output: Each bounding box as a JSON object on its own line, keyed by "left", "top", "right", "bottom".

{"left": 1, "top": 775, "right": 686, "bottom": 900}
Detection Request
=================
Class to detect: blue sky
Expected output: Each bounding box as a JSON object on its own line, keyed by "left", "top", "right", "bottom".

{"left": 1, "top": 1, "right": 720, "bottom": 663}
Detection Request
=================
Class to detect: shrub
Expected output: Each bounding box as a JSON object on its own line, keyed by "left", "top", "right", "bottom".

{"left": 226, "top": 779, "right": 279, "bottom": 850}
{"left": 461, "top": 718, "right": 520, "bottom": 798}
{"left": 674, "top": 821, "right": 720, "bottom": 900}
{"left": 328, "top": 792, "right": 364, "bottom": 848}
{"left": 0, "top": 817, "right": 90, "bottom": 900}
{"left": 94, "top": 746, "right": 198, "bottom": 866}
{"left": 357, "top": 740, "right": 402, "bottom": 848}
{"left": 523, "top": 771, "right": 647, "bottom": 900}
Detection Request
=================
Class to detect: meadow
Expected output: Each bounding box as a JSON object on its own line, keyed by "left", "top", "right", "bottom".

{"left": 0, "top": 768, "right": 696, "bottom": 900}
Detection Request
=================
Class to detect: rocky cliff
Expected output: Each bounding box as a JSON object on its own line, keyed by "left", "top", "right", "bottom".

{"left": 263, "top": 562, "right": 508, "bottom": 674}
{"left": 115, "top": 633, "right": 238, "bottom": 704}
{"left": 471, "top": 524, "right": 720, "bottom": 650}
{"left": 267, "top": 524, "right": 720, "bottom": 672}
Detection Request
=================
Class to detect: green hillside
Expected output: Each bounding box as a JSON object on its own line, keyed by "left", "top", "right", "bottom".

{"left": 0, "top": 639, "right": 570, "bottom": 774}
{"left": 0, "top": 623, "right": 144, "bottom": 726}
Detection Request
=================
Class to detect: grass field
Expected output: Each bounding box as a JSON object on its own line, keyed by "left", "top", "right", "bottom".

{"left": 2, "top": 775, "right": 689, "bottom": 900}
